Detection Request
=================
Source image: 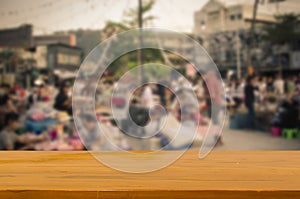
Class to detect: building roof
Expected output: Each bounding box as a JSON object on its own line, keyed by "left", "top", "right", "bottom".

{"left": 47, "top": 42, "right": 83, "bottom": 51}
{"left": 256, "top": 0, "right": 299, "bottom": 16}
{"left": 215, "top": 0, "right": 252, "bottom": 7}
{"left": 200, "top": 0, "right": 299, "bottom": 15}
{"left": 34, "top": 35, "right": 71, "bottom": 46}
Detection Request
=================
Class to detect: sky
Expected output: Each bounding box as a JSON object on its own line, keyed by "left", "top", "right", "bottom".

{"left": 0, "top": 0, "right": 209, "bottom": 35}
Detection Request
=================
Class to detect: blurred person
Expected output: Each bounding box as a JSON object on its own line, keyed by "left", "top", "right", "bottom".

{"left": 257, "top": 77, "right": 267, "bottom": 104}
{"left": 54, "top": 83, "right": 72, "bottom": 115}
{"left": 39, "top": 84, "right": 53, "bottom": 102}
{"left": 204, "top": 70, "right": 224, "bottom": 146}
{"left": 0, "top": 113, "right": 47, "bottom": 150}
{"left": 157, "top": 79, "right": 168, "bottom": 106}
{"left": 193, "top": 75, "right": 205, "bottom": 101}
{"left": 14, "top": 85, "right": 27, "bottom": 115}
{"left": 3, "top": 90, "right": 18, "bottom": 114}
{"left": 266, "top": 77, "right": 274, "bottom": 93}
{"left": 144, "top": 105, "right": 164, "bottom": 136}
{"left": 271, "top": 99, "right": 299, "bottom": 130}
{"left": 35, "top": 84, "right": 44, "bottom": 101}
{"left": 181, "top": 107, "right": 198, "bottom": 127}
{"left": 244, "top": 76, "right": 258, "bottom": 129}
{"left": 0, "top": 84, "right": 9, "bottom": 97}
{"left": 295, "top": 75, "right": 300, "bottom": 93}
{"left": 236, "top": 78, "right": 245, "bottom": 100}
{"left": 258, "top": 77, "right": 267, "bottom": 94}
{"left": 80, "top": 113, "right": 104, "bottom": 150}
{"left": 170, "top": 88, "right": 198, "bottom": 121}
{"left": 27, "top": 87, "right": 39, "bottom": 109}
{"left": 0, "top": 113, "right": 22, "bottom": 150}
{"left": 227, "top": 79, "right": 237, "bottom": 96}
{"left": 81, "top": 76, "right": 97, "bottom": 96}
{"left": 0, "top": 84, "right": 11, "bottom": 128}
{"left": 0, "top": 84, "right": 10, "bottom": 108}
{"left": 273, "top": 75, "right": 285, "bottom": 95}
{"left": 227, "top": 79, "right": 243, "bottom": 108}
{"left": 127, "top": 98, "right": 150, "bottom": 137}
{"left": 141, "top": 84, "right": 154, "bottom": 108}
{"left": 286, "top": 76, "right": 296, "bottom": 101}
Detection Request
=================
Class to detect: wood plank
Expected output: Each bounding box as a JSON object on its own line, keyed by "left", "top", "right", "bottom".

{"left": 0, "top": 151, "right": 300, "bottom": 198}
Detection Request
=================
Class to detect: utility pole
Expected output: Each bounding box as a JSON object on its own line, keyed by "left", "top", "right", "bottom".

{"left": 246, "top": 0, "right": 259, "bottom": 76}
{"left": 2, "top": 63, "right": 6, "bottom": 85}
{"left": 275, "top": 0, "right": 282, "bottom": 77}
{"left": 236, "top": 13, "right": 243, "bottom": 80}
{"left": 138, "top": 0, "right": 144, "bottom": 83}
{"left": 236, "top": 29, "right": 241, "bottom": 79}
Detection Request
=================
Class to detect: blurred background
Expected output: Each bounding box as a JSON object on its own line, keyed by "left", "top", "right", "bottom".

{"left": 0, "top": 0, "right": 300, "bottom": 151}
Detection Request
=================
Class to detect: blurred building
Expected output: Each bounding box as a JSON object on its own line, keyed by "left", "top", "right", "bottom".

{"left": 0, "top": 25, "right": 83, "bottom": 86}
{"left": 153, "top": 31, "right": 197, "bottom": 64}
{"left": 194, "top": 0, "right": 300, "bottom": 75}
{"left": 34, "top": 34, "right": 76, "bottom": 46}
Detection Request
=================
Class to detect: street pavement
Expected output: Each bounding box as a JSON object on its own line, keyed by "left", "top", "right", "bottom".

{"left": 215, "top": 124, "right": 300, "bottom": 150}
{"left": 125, "top": 119, "right": 300, "bottom": 151}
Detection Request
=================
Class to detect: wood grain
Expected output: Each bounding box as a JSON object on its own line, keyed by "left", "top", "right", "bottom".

{"left": 0, "top": 151, "right": 300, "bottom": 198}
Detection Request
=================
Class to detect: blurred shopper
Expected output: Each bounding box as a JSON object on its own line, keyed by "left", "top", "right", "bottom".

{"left": 244, "top": 76, "right": 258, "bottom": 129}
{"left": 0, "top": 84, "right": 11, "bottom": 128}
{"left": 266, "top": 77, "right": 274, "bottom": 93}
{"left": 204, "top": 70, "right": 224, "bottom": 146}
{"left": 271, "top": 99, "right": 299, "bottom": 130}
{"left": 193, "top": 75, "right": 205, "bottom": 98}
{"left": 236, "top": 78, "right": 245, "bottom": 100}
{"left": 27, "top": 88, "right": 39, "bottom": 109}
{"left": 171, "top": 88, "right": 198, "bottom": 122}
{"left": 258, "top": 77, "right": 267, "bottom": 94}
{"left": 273, "top": 75, "right": 285, "bottom": 95}
{"left": 80, "top": 113, "right": 103, "bottom": 150}
{"left": 141, "top": 85, "right": 154, "bottom": 108}
{"left": 257, "top": 77, "right": 267, "bottom": 104}
{"left": 286, "top": 76, "right": 296, "bottom": 101}
{"left": 3, "top": 90, "right": 18, "bottom": 114}
{"left": 296, "top": 75, "right": 300, "bottom": 87}
{"left": 39, "top": 84, "right": 52, "bottom": 102}
{"left": 157, "top": 79, "right": 167, "bottom": 106}
{"left": 54, "top": 83, "right": 72, "bottom": 115}
{"left": 0, "top": 113, "right": 21, "bottom": 150}
{"left": 0, "top": 113, "right": 47, "bottom": 150}
{"left": 128, "top": 98, "right": 149, "bottom": 137}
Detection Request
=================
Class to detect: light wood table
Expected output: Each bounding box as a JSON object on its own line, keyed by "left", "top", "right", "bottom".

{"left": 0, "top": 151, "right": 300, "bottom": 198}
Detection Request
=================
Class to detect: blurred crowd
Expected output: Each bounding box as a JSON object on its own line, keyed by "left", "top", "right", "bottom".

{"left": 1, "top": 70, "right": 300, "bottom": 150}
{"left": 90, "top": 69, "right": 225, "bottom": 150}
{"left": 227, "top": 74, "right": 300, "bottom": 133}
{"left": 0, "top": 81, "right": 76, "bottom": 150}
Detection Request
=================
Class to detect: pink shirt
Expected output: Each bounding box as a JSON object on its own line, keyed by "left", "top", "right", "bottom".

{"left": 206, "top": 75, "right": 223, "bottom": 105}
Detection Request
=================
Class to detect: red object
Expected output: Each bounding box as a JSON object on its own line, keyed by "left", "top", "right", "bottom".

{"left": 69, "top": 137, "right": 83, "bottom": 150}
{"left": 270, "top": 127, "right": 281, "bottom": 137}
{"left": 111, "top": 98, "right": 126, "bottom": 108}
{"left": 200, "top": 104, "right": 208, "bottom": 110}
{"left": 31, "top": 111, "right": 46, "bottom": 121}
{"left": 20, "top": 90, "right": 26, "bottom": 98}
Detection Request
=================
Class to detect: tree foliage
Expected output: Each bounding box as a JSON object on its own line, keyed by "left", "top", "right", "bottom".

{"left": 102, "top": 0, "right": 164, "bottom": 76}
{"left": 262, "top": 13, "right": 300, "bottom": 49}
{"left": 102, "top": 0, "right": 156, "bottom": 38}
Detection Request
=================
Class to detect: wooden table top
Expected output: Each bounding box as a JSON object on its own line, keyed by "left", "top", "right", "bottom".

{"left": 0, "top": 151, "right": 300, "bottom": 198}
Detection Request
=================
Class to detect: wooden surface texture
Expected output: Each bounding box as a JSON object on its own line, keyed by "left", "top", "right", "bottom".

{"left": 0, "top": 151, "right": 300, "bottom": 198}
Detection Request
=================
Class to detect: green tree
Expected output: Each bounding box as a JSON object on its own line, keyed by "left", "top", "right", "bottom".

{"left": 0, "top": 49, "right": 18, "bottom": 74}
{"left": 101, "top": 0, "right": 164, "bottom": 76}
{"left": 262, "top": 13, "right": 300, "bottom": 49}
{"left": 102, "top": 0, "right": 156, "bottom": 37}
{"left": 261, "top": 13, "right": 300, "bottom": 74}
